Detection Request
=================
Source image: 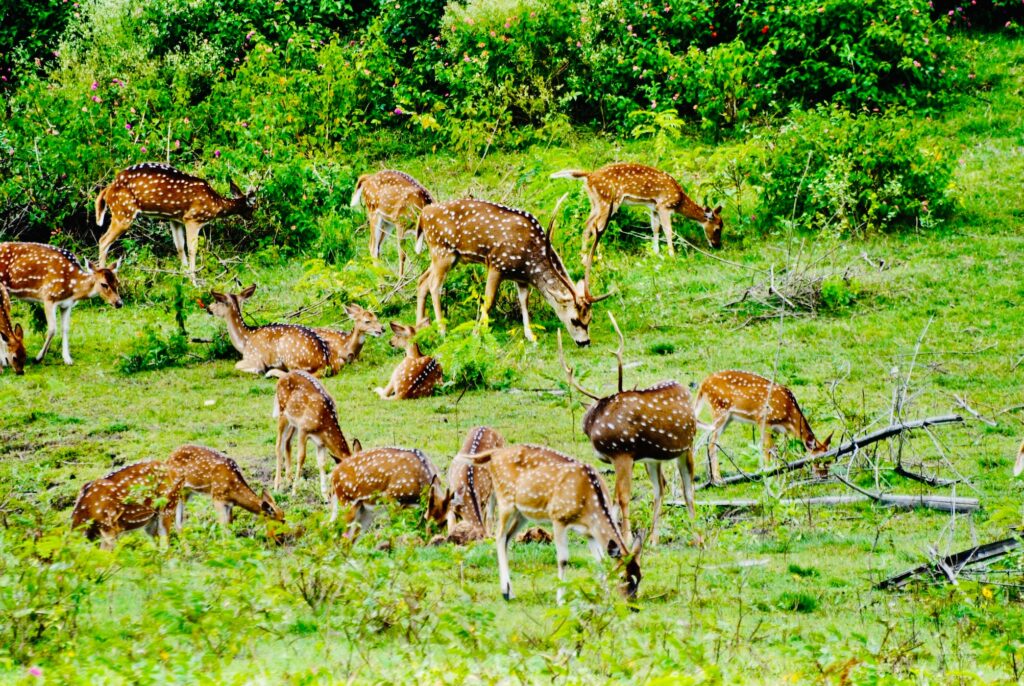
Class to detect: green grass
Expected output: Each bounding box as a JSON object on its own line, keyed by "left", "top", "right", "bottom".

{"left": 1, "top": 32, "right": 1024, "bottom": 686}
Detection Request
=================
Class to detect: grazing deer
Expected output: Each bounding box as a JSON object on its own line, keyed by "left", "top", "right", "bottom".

{"left": 458, "top": 444, "right": 642, "bottom": 603}
{"left": 310, "top": 303, "right": 384, "bottom": 370}
{"left": 446, "top": 426, "right": 505, "bottom": 538}
{"left": 71, "top": 461, "right": 184, "bottom": 550}
{"left": 0, "top": 282, "right": 26, "bottom": 375}
{"left": 272, "top": 370, "right": 353, "bottom": 499}
{"left": 558, "top": 313, "right": 696, "bottom": 546}
{"left": 206, "top": 285, "right": 336, "bottom": 377}
{"left": 374, "top": 321, "right": 442, "bottom": 400}
{"left": 414, "top": 197, "right": 608, "bottom": 345}
{"left": 550, "top": 163, "right": 724, "bottom": 271}
{"left": 351, "top": 170, "right": 434, "bottom": 277}
{"left": 1014, "top": 440, "right": 1024, "bottom": 477}
{"left": 95, "top": 162, "right": 255, "bottom": 283}
{"left": 694, "top": 370, "right": 832, "bottom": 485}
{"left": 0, "top": 242, "right": 122, "bottom": 365}
{"left": 165, "top": 444, "right": 284, "bottom": 529}
{"left": 329, "top": 446, "right": 450, "bottom": 539}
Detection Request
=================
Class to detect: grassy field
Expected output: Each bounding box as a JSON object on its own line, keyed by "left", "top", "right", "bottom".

{"left": 1, "top": 33, "right": 1023, "bottom": 686}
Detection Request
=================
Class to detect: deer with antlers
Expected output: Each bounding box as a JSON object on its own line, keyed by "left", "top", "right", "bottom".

{"left": 329, "top": 446, "right": 450, "bottom": 539}
{"left": 0, "top": 242, "right": 122, "bottom": 365}
{"left": 271, "top": 370, "right": 353, "bottom": 499}
{"left": 374, "top": 321, "right": 442, "bottom": 400}
{"left": 166, "top": 445, "right": 284, "bottom": 529}
{"left": 351, "top": 170, "right": 434, "bottom": 277}
{"left": 457, "top": 443, "right": 642, "bottom": 603}
{"left": 206, "top": 285, "right": 337, "bottom": 377}
{"left": 71, "top": 461, "right": 184, "bottom": 550}
{"left": 414, "top": 196, "right": 608, "bottom": 345}
{"left": 0, "top": 282, "right": 26, "bottom": 375}
{"left": 550, "top": 163, "right": 723, "bottom": 271}
{"left": 95, "top": 163, "right": 255, "bottom": 283}
{"left": 558, "top": 314, "right": 697, "bottom": 546}
{"left": 446, "top": 426, "right": 505, "bottom": 539}
{"left": 694, "top": 370, "right": 832, "bottom": 485}
{"left": 310, "top": 303, "right": 385, "bottom": 371}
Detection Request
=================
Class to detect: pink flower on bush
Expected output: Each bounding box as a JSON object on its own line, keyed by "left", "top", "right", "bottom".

{"left": 125, "top": 123, "right": 132, "bottom": 130}
{"left": 92, "top": 95, "right": 101, "bottom": 102}
{"left": 28, "top": 667, "right": 42, "bottom": 677}
{"left": 394, "top": 107, "right": 404, "bottom": 114}
{"left": 91, "top": 81, "right": 97, "bottom": 90}
{"left": 140, "top": 146, "right": 147, "bottom": 153}
{"left": 214, "top": 150, "right": 221, "bottom": 158}
{"left": 913, "top": 60, "right": 921, "bottom": 67}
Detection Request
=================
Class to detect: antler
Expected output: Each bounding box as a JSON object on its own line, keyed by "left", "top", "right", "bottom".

{"left": 608, "top": 311, "right": 625, "bottom": 393}
{"left": 545, "top": 192, "right": 570, "bottom": 245}
{"left": 557, "top": 330, "right": 600, "bottom": 400}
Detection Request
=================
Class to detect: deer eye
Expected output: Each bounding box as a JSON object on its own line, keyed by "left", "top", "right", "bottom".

{"left": 101, "top": 283, "right": 109, "bottom": 289}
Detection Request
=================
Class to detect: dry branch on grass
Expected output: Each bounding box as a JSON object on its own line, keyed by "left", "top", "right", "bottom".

{"left": 723, "top": 263, "right": 861, "bottom": 321}
{"left": 876, "top": 534, "right": 1022, "bottom": 590}
{"left": 686, "top": 493, "right": 978, "bottom": 514}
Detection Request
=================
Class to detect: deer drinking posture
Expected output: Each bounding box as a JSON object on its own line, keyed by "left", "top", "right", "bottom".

{"left": 206, "top": 285, "right": 336, "bottom": 377}
{"left": 310, "top": 303, "right": 384, "bottom": 370}
{"left": 272, "top": 370, "right": 353, "bottom": 499}
{"left": 374, "top": 322, "right": 442, "bottom": 400}
{"left": 0, "top": 282, "right": 26, "bottom": 375}
{"left": 165, "top": 445, "right": 284, "bottom": 529}
{"left": 550, "top": 163, "right": 724, "bottom": 270}
{"left": 415, "top": 198, "right": 607, "bottom": 345}
{"left": 350, "top": 170, "right": 434, "bottom": 277}
{"left": 95, "top": 163, "right": 255, "bottom": 283}
{"left": 0, "top": 242, "right": 122, "bottom": 365}
{"left": 558, "top": 314, "right": 696, "bottom": 546}
{"left": 329, "top": 447, "right": 450, "bottom": 539}
{"left": 446, "top": 426, "right": 505, "bottom": 538}
{"left": 71, "top": 461, "right": 184, "bottom": 550}
{"left": 694, "top": 370, "right": 833, "bottom": 485}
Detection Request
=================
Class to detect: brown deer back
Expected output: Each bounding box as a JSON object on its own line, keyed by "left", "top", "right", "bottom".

{"left": 166, "top": 445, "right": 260, "bottom": 508}
{"left": 390, "top": 355, "right": 442, "bottom": 399}
{"left": 448, "top": 427, "right": 505, "bottom": 530}
{"left": 583, "top": 381, "right": 696, "bottom": 461}
{"left": 248, "top": 324, "right": 334, "bottom": 375}
{"left": 586, "top": 163, "right": 687, "bottom": 207}
{"left": 0, "top": 242, "right": 119, "bottom": 304}
{"left": 275, "top": 371, "right": 350, "bottom": 459}
{"left": 102, "top": 163, "right": 245, "bottom": 222}
{"left": 359, "top": 170, "right": 434, "bottom": 217}
{"left": 71, "top": 461, "right": 183, "bottom": 536}
{"left": 697, "top": 370, "right": 808, "bottom": 428}
{"left": 331, "top": 447, "right": 440, "bottom": 506}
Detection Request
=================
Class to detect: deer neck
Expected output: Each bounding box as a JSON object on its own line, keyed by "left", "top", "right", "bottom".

{"left": 675, "top": 194, "right": 707, "bottom": 223}
{"left": 226, "top": 481, "right": 263, "bottom": 516}
{"left": 222, "top": 305, "right": 252, "bottom": 352}
{"left": 529, "top": 255, "right": 577, "bottom": 310}
{"left": 405, "top": 340, "right": 423, "bottom": 359}
{"left": 343, "top": 327, "right": 367, "bottom": 360}
{"left": 322, "top": 422, "right": 351, "bottom": 462}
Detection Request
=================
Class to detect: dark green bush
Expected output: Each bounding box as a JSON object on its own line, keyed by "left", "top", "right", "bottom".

{"left": 118, "top": 326, "right": 189, "bottom": 374}
{"left": 429, "top": 322, "right": 519, "bottom": 393}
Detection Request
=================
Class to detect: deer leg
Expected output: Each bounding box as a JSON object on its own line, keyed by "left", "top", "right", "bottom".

{"left": 658, "top": 205, "right": 675, "bottom": 257}
{"left": 368, "top": 212, "right": 382, "bottom": 259}
{"left": 611, "top": 455, "right": 634, "bottom": 546}
{"left": 644, "top": 462, "right": 665, "bottom": 546}
{"left": 96, "top": 216, "right": 132, "bottom": 268}
{"left": 175, "top": 493, "right": 189, "bottom": 531}
{"left": 315, "top": 444, "right": 330, "bottom": 502}
{"left": 415, "top": 268, "right": 432, "bottom": 327}
{"left": 552, "top": 521, "right": 571, "bottom": 605}
{"left": 183, "top": 220, "right": 203, "bottom": 284}
{"left": 650, "top": 209, "right": 661, "bottom": 255}
{"left": 480, "top": 266, "right": 501, "bottom": 329}
{"left": 676, "top": 449, "right": 697, "bottom": 519}
{"left": 515, "top": 283, "right": 536, "bottom": 344}
{"left": 429, "top": 254, "right": 455, "bottom": 334}
{"left": 99, "top": 528, "right": 118, "bottom": 551}
{"left": 707, "top": 414, "right": 729, "bottom": 485}
{"left": 495, "top": 506, "right": 522, "bottom": 600}
{"left": 761, "top": 428, "right": 775, "bottom": 469}
{"left": 169, "top": 221, "right": 187, "bottom": 267}
{"left": 274, "top": 419, "right": 292, "bottom": 491}
{"left": 292, "top": 430, "right": 308, "bottom": 495}
{"left": 59, "top": 303, "right": 74, "bottom": 365}
{"left": 34, "top": 301, "right": 58, "bottom": 362}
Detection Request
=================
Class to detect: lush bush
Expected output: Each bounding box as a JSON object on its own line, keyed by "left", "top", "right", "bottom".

{"left": 118, "top": 326, "right": 189, "bottom": 374}
{"left": 425, "top": 322, "right": 520, "bottom": 393}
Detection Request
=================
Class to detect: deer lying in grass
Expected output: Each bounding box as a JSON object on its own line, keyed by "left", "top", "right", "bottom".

{"left": 329, "top": 446, "right": 450, "bottom": 539}
{"left": 446, "top": 426, "right": 505, "bottom": 539}
{"left": 71, "top": 461, "right": 184, "bottom": 550}
{"left": 459, "top": 443, "right": 643, "bottom": 603}
{"left": 206, "top": 285, "right": 336, "bottom": 377}
{"left": 310, "top": 303, "right": 384, "bottom": 370}
{"left": 550, "top": 163, "right": 723, "bottom": 271}
{"left": 95, "top": 162, "right": 255, "bottom": 283}
{"left": 558, "top": 313, "right": 696, "bottom": 546}
{"left": 0, "top": 282, "right": 26, "bottom": 375}
{"left": 693, "top": 370, "right": 832, "bottom": 484}
{"left": 166, "top": 445, "right": 284, "bottom": 529}
{"left": 0, "top": 242, "right": 122, "bottom": 365}
{"left": 271, "top": 370, "right": 353, "bottom": 499}
{"left": 374, "top": 322, "right": 442, "bottom": 400}
{"left": 351, "top": 170, "right": 434, "bottom": 277}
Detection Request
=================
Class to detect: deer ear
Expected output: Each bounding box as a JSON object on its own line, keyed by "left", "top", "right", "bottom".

{"left": 822, "top": 432, "right": 834, "bottom": 450}
{"left": 239, "top": 284, "right": 257, "bottom": 299}
{"left": 713, "top": 205, "right": 723, "bottom": 215}
{"left": 344, "top": 304, "right": 360, "bottom": 317}
{"left": 631, "top": 529, "right": 648, "bottom": 559}
{"left": 87, "top": 260, "right": 100, "bottom": 273}
{"left": 13, "top": 323, "right": 22, "bottom": 338}
{"left": 389, "top": 321, "right": 404, "bottom": 334}
{"left": 0, "top": 330, "right": 7, "bottom": 344}
{"left": 229, "top": 179, "right": 243, "bottom": 197}
{"left": 351, "top": 438, "right": 362, "bottom": 454}
{"left": 210, "top": 291, "right": 229, "bottom": 303}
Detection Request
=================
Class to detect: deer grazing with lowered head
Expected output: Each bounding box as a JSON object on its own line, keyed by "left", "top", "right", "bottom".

{"left": 71, "top": 461, "right": 184, "bottom": 550}
{"left": 0, "top": 242, "right": 122, "bottom": 365}
{"left": 375, "top": 321, "right": 442, "bottom": 400}
{"left": 558, "top": 313, "right": 696, "bottom": 546}
{"left": 206, "top": 285, "right": 337, "bottom": 377}
{"left": 165, "top": 445, "right": 284, "bottom": 529}
{"left": 351, "top": 170, "right": 434, "bottom": 277}
{"left": 271, "top": 370, "right": 353, "bottom": 499}
{"left": 0, "top": 282, "right": 26, "bottom": 375}
{"left": 550, "top": 163, "right": 723, "bottom": 271}
{"left": 694, "top": 370, "right": 833, "bottom": 485}
{"left": 458, "top": 443, "right": 643, "bottom": 603}
{"left": 95, "top": 163, "right": 255, "bottom": 283}
{"left": 414, "top": 196, "right": 608, "bottom": 345}
{"left": 310, "top": 303, "right": 384, "bottom": 371}
{"left": 329, "top": 446, "right": 450, "bottom": 539}
{"left": 446, "top": 426, "right": 505, "bottom": 539}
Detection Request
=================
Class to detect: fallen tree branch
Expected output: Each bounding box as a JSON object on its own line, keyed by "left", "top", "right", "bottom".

{"left": 876, "top": 535, "right": 1022, "bottom": 590}
{"left": 893, "top": 464, "right": 960, "bottom": 487}
{"left": 678, "top": 493, "right": 978, "bottom": 514}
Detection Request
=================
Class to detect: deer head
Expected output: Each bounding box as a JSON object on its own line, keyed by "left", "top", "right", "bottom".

{"left": 86, "top": 259, "right": 124, "bottom": 308}
{"left": 346, "top": 303, "right": 384, "bottom": 337}
{"left": 259, "top": 489, "right": 285, "bottom": 522}
{"left": 701, "top": 205, "right": 724, "bottom": 249}
{"left": 229, "top": 180, "right": 257, "bottom": 220}
{"left": 615, "top": 530, "right": 646, "bottom": 600}
{"left": 806, "top": 431, "right": 833, "bottom": 456}
{"left": 0, "top": 323, "right": 26, "bottom": 375}
{"left": 425, "top": 475, "right": 453, "bottom": 525}
{"left": 206, "top": 284, "right": 256, "bottom": 318}
{"left": 388, "top": 321, "right": 418, "bottom": 351}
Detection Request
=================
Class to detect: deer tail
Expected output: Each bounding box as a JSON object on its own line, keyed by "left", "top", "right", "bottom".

{"left": 350, "top": 175, "right": 367, "bottom": 207}
{"left": 549, "top": 169, "right": 589, "bottom": 180}
{"left": 454, "top": 450, "right": 495, "bottom": 465}
{"left": 414, "top": 208, "right": 426, "bottom": 254}
{"left": 95, "top": 186, "right": 109, "bottom": 226}
{"left": 265, "top": 368, "right": 288, "bottom": 380}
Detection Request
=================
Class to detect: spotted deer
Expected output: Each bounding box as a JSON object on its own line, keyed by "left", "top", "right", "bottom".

{"left": 374, "top": 322, "right": 442, "bottom": 400}
{"left": 1014, "top": 440, "right": 1024, "bottom": 477}
{"left": 446, "top": 426, "right": 505, "bottom": 538}
{"left": 165, "top": 445, "right": 284, "bottom": 529}
{"left": 0, "top": 282, "right": 26, "bottom": 375}
{"left": 694, "top": 370, "right": 833, "bottom": 484}
{"left": 329, "top": 446, "right": 451, "bottom": 539}
{"left": 71, "top": 461, "right": 184, "bottom": 550}
{"left": 558, "top": 313, "right": 696, "bottom": 546}
{"left": 0, "top": 242, "right": 123, "bottom": 365}
{"left": 458, "top": 444, "right": 643, "bottom": 603}
{"left": 310, "top": 303, "right": 384, "bottom": 370}
{"left": 550, "top": 163, "right": 724, "bottom": 271}
{"left": 271, "top": 370, "right": 354, "bottom": 499}
{"left": 206, "top": 285, "right": 336, "bottom": 377}
{"left": 95, "top": 163, "right": 255, "bottom": 283}
{"left": 414, "top": 197, "right": 608, "bottom": 345}
{"left": 350, "top": 170, "right": 434, "bottom": 277}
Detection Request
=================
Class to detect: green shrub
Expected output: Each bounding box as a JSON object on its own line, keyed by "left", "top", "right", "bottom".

{"left": 429, "top": 322, "right": 519, "bottom": 393}
{"left": 118, "top": 326, "right": 189, "bottom": 374}
{"left": 776, "top": 591, "right": 819, "bottom": 613}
